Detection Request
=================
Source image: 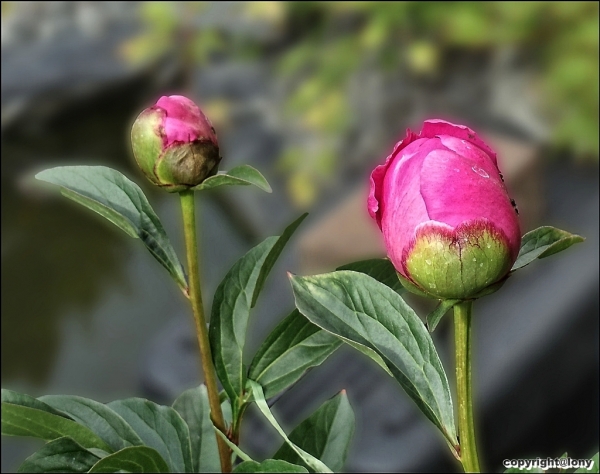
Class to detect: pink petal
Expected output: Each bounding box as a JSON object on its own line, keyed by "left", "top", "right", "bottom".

{"left": 419, "top": 148, "right": 521, "bottom": 259}
{"left": 156, "top": 95, "right": 217, "bottom": 148}
{"left": 421, "top": 119, "right": 497, "bottom": 166}
{"left": 379, "top": 138, "right": 443, "bottom": 274}
{"left": 368, "top": 129, "right": 419, "bottom": 226}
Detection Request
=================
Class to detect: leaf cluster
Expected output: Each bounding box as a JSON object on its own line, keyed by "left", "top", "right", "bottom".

{"left": 2, "top": 165, "right": 586, "bottom": 472}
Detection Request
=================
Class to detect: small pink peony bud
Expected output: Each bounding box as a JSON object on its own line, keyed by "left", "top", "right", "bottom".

{"left": 131, "top": 95, "right": 221, "bottom": 192}
{"left": 368, "top": 119, "right": 521, "bottom": 300}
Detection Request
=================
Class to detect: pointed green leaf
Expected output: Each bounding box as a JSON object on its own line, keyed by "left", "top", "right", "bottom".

{"left": 172, "top": 385, "right": 220, "bottom": 473}
{"left": 194, "top": 165, "right": 272, "bottom": 193}
{"left": 247, "top": 380, "right": 332, "bottom": 473}
{"left": 337, "top": 338, "right": 393, "bottom": 376}
{"left": 17, "top": 437, "right": 101, "bottom": 473}
{"left": 511, "top": 226, "right": 585, "bottom": 271}
{"left": 273, "top": 391, "right": 354, "bottom": 472}
{"left": 213, "top": 428, "right": 253, "bottom": 463}
{"left": 89, "top": 446, "right": 170, "bottom": 473}
{"left": 107, "top": 398, "right": 192, "bottom": 473}
{"left": 336, "top": 261, "right": 418, "bottom": 372}
{"left": 249, "top": 258, "right": 401, "bottom": 399}
{"left": 35, "top": 166, "right": 187, "bottom": 292}
{"left": 1, "top": 390, "right": 111, "bottom": 451}
{"left": 209, "top": 214, "right": 307, "bottom": 405}
{"left": 251, "top": 214, "right": 308, "bottom": 308}
{"left": 289, "top": 271, "right": 458, "bottom": 450}
{"left": 2, "top": 389, "right": 72, "bottom": 418}
{"left": 39, "top": 395, "right": 144, "bottom": 452}
{"left": 314, "top": 258, "right": 409, "bottom": 376}
{"left": 575, "top": 452, "right": 598, "bottom": 473}
{"left": 426, "top": 300, "right": 460, "bottom": 332}
{"left": 248, "top": 310, "right": 342, "bottom": 399}
{"left": 234, "top": 460, "right": 309, "bottom": 473}
{"left": 337, "top": 258, "right": 404, "bottom": 294}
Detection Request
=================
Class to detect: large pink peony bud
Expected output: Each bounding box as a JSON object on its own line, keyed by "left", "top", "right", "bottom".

{"left": 368, "top": 119, "right": 521, "bottom": 300}
{"left": 131, "top": 95, "right": 221, "bottom": 192}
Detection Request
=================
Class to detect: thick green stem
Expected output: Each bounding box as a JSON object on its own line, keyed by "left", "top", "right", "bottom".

{"left": 180, "top": 191, "right": 232, "bottom": 473}
{"left": 454, "top": 301, "right": 481, "bottom": 473}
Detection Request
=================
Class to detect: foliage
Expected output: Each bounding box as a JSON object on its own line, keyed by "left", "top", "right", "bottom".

{"left": 2, "top": 165, "right": 358, "bottom": 472}
{"left": 0, "top": 154, "right": 586, "bottom": 470}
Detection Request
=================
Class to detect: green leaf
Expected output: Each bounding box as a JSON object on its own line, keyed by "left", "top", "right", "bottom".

{"left": 322, "top": 261, "right": 406, "bottom": 377}
{"left": 234, "top": 459, "right": 309, "bottom": 473}
{"left": 251, "top": 214, "right": 308, "bottom": 308}
{"left": 273, "top": 391, "right": 354, "bottom": 472}
{"left": 194, "top": 165, "right": 272, "bottom": 193}
{"left": 246, "top": 380, "right": 332, "bottom": 473}
{"left": 172, "top": 385, "right": 220, "bottom": 473}
{"left": 107, "top": 398, "right": 192, "bottom": 473}
{"left": 426, "top": 299, "right": 460, "bottom": 332}
{"left": 336, "top": 258, "right": 404, "bottom": 294}
{"left": 248, "top": 258, "right": 402, "bottom": 400}
{"left": 1, "top": 390, "right": 112, "bottom": 451}
{"left": 2, "top": 389, "right": 71, "bottom": 418}
{"left": 575, "top": 452, "right": 598, "bottom": 473}
{"left": 39, "top": 395, "right": 144, "bottom": 452}
{"left": 17, "top": 437, "right": 101, "bottom": 473}
{"left": 35, "top": 166, "right": 187, "bottom": 292}
{"left": 337, "top": 338, "right": 393, "bottom": 377}
{"left": 209, "top": 214, "right": 307, "bottom": 405}
{"left": 248, "top": 310, "right": 342, "bottom": 399}
{"left": 89, "top": 446, "right": 170, "bottom": 473}
{"left": 213, "top": 428, "right": 253, "bottom": 463}
{"left": 289, "top": 271, "right": 458, "bottom": 451}
{"left": 511, "top": 226, "right": 585, "bottom": 271}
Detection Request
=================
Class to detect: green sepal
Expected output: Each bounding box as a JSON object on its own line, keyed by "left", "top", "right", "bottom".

{"left": 396, "top": 272, "right": 432, "bottom": 298}
{"left": 193, "top": 165, "right": 272, "bottom": 193}
{"left": 131, "top": 108, "right": 164, "bottom": 186}
{"left": 405, "top": 222, "right": 511, "bottom": 300}
{"left": 426, "top": 299, "right": 460, "bottom": 332}
{"left": 511, "top": 226, "right": 585, "bottom": 271}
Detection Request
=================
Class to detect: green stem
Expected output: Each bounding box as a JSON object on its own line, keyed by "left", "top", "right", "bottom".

{"left": 454, "top": 301, "right": 481, "bottom": 473}
{"left": 180, "top": 191, "right": 232, "bottom": 473}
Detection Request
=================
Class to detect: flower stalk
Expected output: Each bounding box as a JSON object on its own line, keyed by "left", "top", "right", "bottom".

{"left": 180, "top": 190, "right": 231, "bottom": 473}
{"left": 454, "top": 300, "right": 480, "bottom": 473}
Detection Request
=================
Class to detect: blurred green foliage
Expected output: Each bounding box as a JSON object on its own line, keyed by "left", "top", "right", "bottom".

{"left": 124, "top": 1, "right": 598, "bottom": 206}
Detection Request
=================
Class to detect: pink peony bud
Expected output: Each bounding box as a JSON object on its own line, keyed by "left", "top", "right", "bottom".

{"left": 368, "top": 119, "right": 521, "bottom": 300}
{"left": 131, "top": 95, "right": 221, "bottom": 192}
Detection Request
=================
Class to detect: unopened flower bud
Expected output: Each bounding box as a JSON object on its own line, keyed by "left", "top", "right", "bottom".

{"left": 368, "top": 119, "right": 521, "bottom": 300}
{"left": 131, "top": 95, "right": 221, "bottom": 192}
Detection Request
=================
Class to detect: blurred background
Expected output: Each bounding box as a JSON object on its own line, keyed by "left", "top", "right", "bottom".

{"left": 1, "top": 2, "right": 598, "bottom": 472}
